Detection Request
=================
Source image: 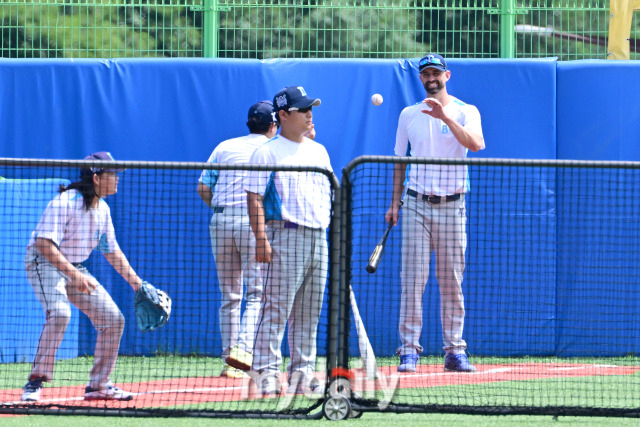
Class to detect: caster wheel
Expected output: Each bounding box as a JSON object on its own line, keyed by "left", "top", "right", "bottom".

{"left": 328, "top": 377, "right": 351, "bottom": 398}
{"left": 323, "top": 395, "right": 352, "bottom": 421}
{"left": 350, "top": 391, "right": 364, "bottom": 418}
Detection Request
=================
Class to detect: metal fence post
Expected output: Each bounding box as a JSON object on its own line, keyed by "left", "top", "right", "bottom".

{"left": 202, "top": 0, "right": 219, "bottom": 58}
{"left": 499, "top": 0, "right": 516, "bottom": 58}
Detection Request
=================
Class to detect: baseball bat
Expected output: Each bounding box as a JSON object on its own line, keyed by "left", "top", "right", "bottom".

{"left": 349, "top": 288, "right": 378, "bottom": 380}
{"left": 366, "top": 222, "right": 392, "bottom": 274}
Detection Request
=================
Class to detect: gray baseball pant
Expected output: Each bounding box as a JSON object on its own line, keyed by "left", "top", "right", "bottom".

{"left": 209, "top": 206, "right": 263, "bottom": 360}
{"left": 25, "top": 253, "right": 125, "bottom": 389}
{"left": 252, "top": 222, "right": 327, "bottom": 384}
{"left": 397, "top": 193, "right": 468, "bottom": 356}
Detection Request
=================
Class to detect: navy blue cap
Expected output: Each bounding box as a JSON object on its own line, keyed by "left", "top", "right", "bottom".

{"left": 248, "top": 100, "right": 277, "bottom": 126}
{"left": 418, "top": 54, "right": 448, "bottom": 72}
{"left": 80, "top": 151, "right": 125, "bottom": 177}
{"left": 273, "top": 86, "right": 321, "bottom": 113}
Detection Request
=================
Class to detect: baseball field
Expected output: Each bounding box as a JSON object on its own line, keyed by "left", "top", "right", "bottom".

{"left": 2, "top": 354, "right": 639, "bottom": 423}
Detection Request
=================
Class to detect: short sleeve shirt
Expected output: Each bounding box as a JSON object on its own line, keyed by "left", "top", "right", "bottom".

{"left": 27, "top": 189, "right": 120, "bottom": 263}
{"left": 199, "top": 133, "right": 269, "bottom": 208}
{"left": 394, "top": 97, "right": 483, "bottom": 196}
{"left": 244, "top": 135, "right": 333, "bottom": 229}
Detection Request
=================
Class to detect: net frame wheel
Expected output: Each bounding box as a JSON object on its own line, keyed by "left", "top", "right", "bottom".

{"left": 349, "top": 408, "right": 363, "bottom": 418}
{"left": 323, "top": 395, "right": 352, "bottom": 421}
{"left": 328, "top": 376, "right": 352, "bottom": 398}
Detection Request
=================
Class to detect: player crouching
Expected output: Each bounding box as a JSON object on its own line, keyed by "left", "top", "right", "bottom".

{"left": 20, "top": 151, "right": 161, "bottom": 402}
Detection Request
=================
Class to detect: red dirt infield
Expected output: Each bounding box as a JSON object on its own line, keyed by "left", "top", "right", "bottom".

{"left": 1, "top": 362, "right": 638, "bottom": 409}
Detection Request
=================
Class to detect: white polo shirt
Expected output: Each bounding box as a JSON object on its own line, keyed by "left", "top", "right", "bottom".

{"left": 394, "top": 97, "right": 483, "bottom": 196}
{"left": 26, "top": 189, "right": 120, "bottom": 264}
{"left": 244, "top": 135, "right": 333, "bottom": 229}
{"left": 199, "top": 133, "right": 269, "bottom": 208}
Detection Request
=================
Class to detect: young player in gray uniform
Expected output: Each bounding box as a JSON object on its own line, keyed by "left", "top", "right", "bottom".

{"left": 234, "top": 86, "right": 332, "bottom": 396}
{"left": 385, "top": 54, "right": 485, "bottom": 373}
{"left": 21, "top": 151, "right": 143, "bottom": 402}
{"left": 197, "top": 101, "right": 279, "bottom": 378}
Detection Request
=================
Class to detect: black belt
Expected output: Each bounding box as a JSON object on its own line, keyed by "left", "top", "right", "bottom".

{"left": 72, "top": 262, "right": 85, "bottom": 268}
{"left": 407, "top": 189, "right": 461, "bottom": 205}
{"left": 213, "top": 207, "right": 224, "bottom": 213}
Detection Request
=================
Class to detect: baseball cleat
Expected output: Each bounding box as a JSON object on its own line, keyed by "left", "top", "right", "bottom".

{"left": 84, "top": 383, "right": 134, "bottom": 401}
{"left": 221, "top": 364, "right": 246, "bottom": 378}
{"left": 444, "top": 353, "right": 477, "bottom": 372}
{"left": 225, "top": 346, "right": 253, "bottom": 371}
{"left": 21, "top": 379, "right": 44, "bottom": 402}
{"left": 258, "top": 375, "right": 282, "bottom": 397}
{"left": 286, "top": 377, "right": 325, "bottom": 398}
{"left": 398, "top": 354, "right": 419, "bottom": 372}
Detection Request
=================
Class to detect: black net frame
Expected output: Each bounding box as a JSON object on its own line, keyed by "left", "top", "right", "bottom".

{"left": 0, "top": 157, "right": 340, "bottom": 419}
{"left": 341, "top": 155, "right": 640, "bottom": 418}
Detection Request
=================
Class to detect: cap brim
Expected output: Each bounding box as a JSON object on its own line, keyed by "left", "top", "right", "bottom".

{"left": 81, "top": 168, "right": 126, "bottom": 175}
{"left": 292, "top": 98, "right": 322, "bottom": 109}
{"left": 420, "top": 65, "right": 447, "bottom": 72}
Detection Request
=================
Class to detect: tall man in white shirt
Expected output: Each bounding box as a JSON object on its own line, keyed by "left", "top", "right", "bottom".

{"left": 385, "top": 54, "right": 485, "bottom": 373}
{"left": 234, "top": 86, "right": 332, "bottom": 396}
{"left": 198, "top": 101, "right": 279, "bottom": 378}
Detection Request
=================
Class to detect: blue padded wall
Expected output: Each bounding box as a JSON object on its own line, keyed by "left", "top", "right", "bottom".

{"left": 557, "top": 60, "right": 640, "bottom": 161}
{"left": 1, "top": 58, "right": 640, "bottom": 359}
{"left": 0, "top": 179, "right": 77, "bottom": 363}
{"left": 0, "top": 57, "right": 557, "bottom": 172}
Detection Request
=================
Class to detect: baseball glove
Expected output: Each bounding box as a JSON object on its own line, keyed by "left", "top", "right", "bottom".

{"left": 134, "top": 281, "right": 172, "bottom": 332}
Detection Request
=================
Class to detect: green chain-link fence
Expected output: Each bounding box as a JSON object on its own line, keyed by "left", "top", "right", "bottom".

{"left": 0, "top": 0, "right": 637, "bottom": 60}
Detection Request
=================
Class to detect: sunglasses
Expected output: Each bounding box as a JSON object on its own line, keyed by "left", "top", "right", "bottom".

{"left": 289, "top": 106, "right": 313, "bottom": 113}
{"left": 419, "top": 56, "right": 444, "bottom": 68}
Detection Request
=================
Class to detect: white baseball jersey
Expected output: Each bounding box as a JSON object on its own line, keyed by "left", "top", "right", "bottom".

{"left": 244, "top": 135, "right": 333, "bottom": 229}
{"left": 26, "top": 189, "right": 120, "bottom": 264}
{"left": 199, "top": 133, "right": 270, "bottom": 208}
{"left": 395, "top": 97, "right": 483, "bottom": 196}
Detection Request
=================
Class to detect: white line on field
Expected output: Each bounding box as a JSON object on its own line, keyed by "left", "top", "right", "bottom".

{"left": 2, "top": 385, "right": 248, "bottom": 406}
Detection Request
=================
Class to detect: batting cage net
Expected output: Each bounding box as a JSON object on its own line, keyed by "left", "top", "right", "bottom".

{"left": 3, "top": 156, "right": 640, "bottom": 420}
{"left": 340, "top": 156, "right": 640, "bottom": 418}
{"left": 0, "top": 158, "right": 340, "bottom": 419}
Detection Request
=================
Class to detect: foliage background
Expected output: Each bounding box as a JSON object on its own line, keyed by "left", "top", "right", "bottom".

{"left": 1, "top": 0, "right": 637, "bottom": 60}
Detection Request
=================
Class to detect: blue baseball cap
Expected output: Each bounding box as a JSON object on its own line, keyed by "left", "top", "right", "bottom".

{"left": 273, "top": 86, "right": 321, "bottom": 113}
{"left": 80, "top": 151, "right": 125, "bottom": 177}
{"left": 248, "top": 100, "right": 277, "bottom": 127}
{"left": 418, "top": 54, "right": 448, "bottom": 72}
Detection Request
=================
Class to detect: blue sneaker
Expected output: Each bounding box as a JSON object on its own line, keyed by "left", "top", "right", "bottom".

{"left": 398, "top": 354, "right": 419, "bottom": 372}
{"left": 444, "top": 353, "right": 477, "bottom": 372}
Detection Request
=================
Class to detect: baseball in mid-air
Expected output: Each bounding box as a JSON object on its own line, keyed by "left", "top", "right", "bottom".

{"left": 371, "top": 93, "right": 383, "bottom": 106}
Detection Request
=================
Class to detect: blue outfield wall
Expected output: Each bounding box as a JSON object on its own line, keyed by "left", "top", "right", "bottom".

{"left": 0, "top": 179, "right": 79, "bottom": 364}
{"left": 1, "top": 58, "right": 639, "bottom": 360}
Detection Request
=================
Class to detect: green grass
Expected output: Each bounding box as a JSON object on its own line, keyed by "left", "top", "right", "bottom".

{"left": 2, "top": 413, "right": 640, "bottom": 426}
{"left": 4, "top": 354, "right": 639, "bottom": 389}
{"left": 2, "top": 355, "right": 640, "bottom": 422}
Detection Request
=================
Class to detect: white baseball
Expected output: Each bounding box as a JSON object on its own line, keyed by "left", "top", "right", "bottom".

{"left": 371, "top": 93, "right": 383, "bottom": 106}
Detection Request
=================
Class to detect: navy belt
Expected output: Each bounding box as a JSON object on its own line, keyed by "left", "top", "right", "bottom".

{"left": 213, "top": 207, "right": 224, "bottom": 213}
{"left": 407, "top": 189, "right": 461, "bottom": 205}
{"left": 270, "top": 220, "right": 321, "bottom": 231}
